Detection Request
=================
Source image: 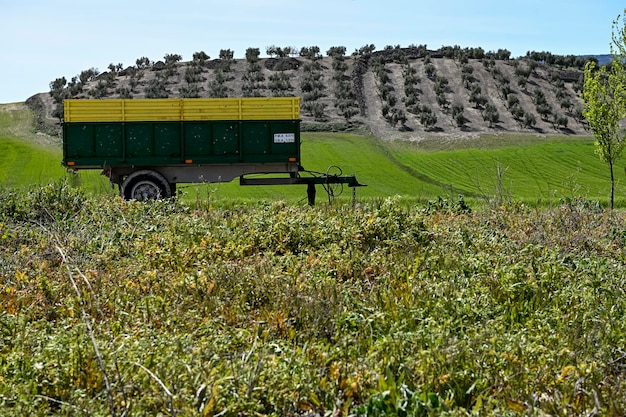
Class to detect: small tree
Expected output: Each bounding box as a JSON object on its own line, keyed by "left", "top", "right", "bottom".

{"left": 163, "top": 53, "right": 182, "bottom": 78}
{"left": 49, "top": 77, "right": 67, "bottom": 104}
{"left": 128, "top": 69, "right": 143, "bottom": 93}
{"left": 536, "top": 104, "right": 553, "bottom": 121}
{"left": 326, "top": 46, "right": 346, "bottom": 59}
{"left": 299, "top": 46, "right": 321, "bottom": 60}
{"left": 337, "top": 100, "right": 359, "bottom": 122}
{"left": 583, "top": 59, "right": 626, "bottom": 209}
{"left": 587, "top": 13, "right": 626, "bottom": 154}
{"left": 145, "top": 76, "right": 169, "bottom": 98}
{"left": 107, "top": 63, "right": 122, "bottom": 74}
{"left": 389, "top": 108, "right": 407, "bottom": 128}
{"left": 67, "top": 76, "right": 83, "bottom": 97}
{"left": 560, "top": 97, "right": 573, "bottom": 112}
{"left": 218, "top": 49, "right": 234, "bottom": 72}
{"left": 180, "top": 83, "right": 202, "bottom": 98}
{"left": 49, "top": 76, "right": 68, "bottom": 121}
{"left": 208, "top": 70, "right": 229, "bottom": 98}
{"left": 452, "top": 103, "right": 465, "bottom": 127}
{"left": 116, "top": 87, "right": 132, "bottom": 99}
{"left": 552, "top": 113, "right": 568, "bottom": 130}
{"left": 506, "top": 94, "right": 520, "bottom": 109}
{"left": 532, "top": 88, "right": 547, "bottom": 105}
{"left": 418, "top": 105, "right": 437, "bottom": 129}
{"left": 184, "top": 65, "right": 204, "bottom": 84}
{"left": 90, "top": 80, "right": 111, "bottom": 99}
{"left": 425, "top": 63, "right": 436, "bottom": 79}
{"left": 219, "top": 49, "right": 234, "bottom": 61}
{"left": 469, "top": 91, "right": 487, "bottom": 109}
{"left": 266, "top": 45, "right": 277, "bottom": 57}
{"left": 515, "top": 65, "right": 531, "bottom": 90}
{"left": 79, "top": 68, "right": 99, "bottom": 84}
{"left": 482, "top": 103, "right": 499, "bottom": 127}
{"left": 136, "top": 57, "right": 151, "bottom": 69}
{"left": 523, "top": 112, "right": 537, "bottom": 129}
{"left": 356, "top": 44, "right": 376, "bottom": 56}
{"left": 193, "top": 51, "right": 210, "bottom": 66}
{"left": 245, "top": 48, "right": 260, "bottom": 63}
{"left": 268, "top": 72, "right": 292, "bottom": 96}
{"left": 510, "top": 104, "right": 525, "bottom": 124}
{"left": 164, "top": 53, "right": 182, "bottom": 65}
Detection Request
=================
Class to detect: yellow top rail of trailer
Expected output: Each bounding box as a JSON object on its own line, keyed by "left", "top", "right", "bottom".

{"left": 63, "top": 97, "right": 301, "bottom": 123}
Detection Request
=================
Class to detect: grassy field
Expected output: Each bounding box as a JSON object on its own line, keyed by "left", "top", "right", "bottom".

{"left": 384, "top": 135, "right": 617, "bottom": 205}
{"left": 0, "top": 106, "right": 61, "bottom": 186}
{"left": 2, "top": 103, "right": 625, "bottom": 207}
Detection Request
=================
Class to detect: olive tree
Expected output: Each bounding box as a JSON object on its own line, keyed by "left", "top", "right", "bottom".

{"left": 136, "top": 57, "right": 151, "bottom": 69}
{"left": 49, "top": 77, "right": 67, "bottom": 121}
{"left": 582, "top": 10, "right": 626, "bottom": 209}
{"left": 192, "top": 51, "right": 210, "bottom": 66}
{"left": 299, "top": 46, "right": 321, "bottom": 60}
{"left": 49, "top": 77, "right": 67, "bottom": 103}
{"left": 245, "top": 48, "right": 260, "bottom": 63}
{"left": 482, "top": 103, "right": 499, "bottom": 127}
{"left": 164, "top": 53, "right": 182, "bottom": 65}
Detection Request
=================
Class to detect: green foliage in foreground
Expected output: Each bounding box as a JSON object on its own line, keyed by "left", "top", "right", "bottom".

{"left": 2, "top": 182, "right": 626, "bottom": 416}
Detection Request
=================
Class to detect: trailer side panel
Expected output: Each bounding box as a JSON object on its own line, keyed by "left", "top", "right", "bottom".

{"left": 62, "top": 98, "right": 301, "bottom": 171}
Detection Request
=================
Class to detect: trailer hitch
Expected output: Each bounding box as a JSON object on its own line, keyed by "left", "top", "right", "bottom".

{"left": 239, "top": 167, "right": 366, "bottom": 205}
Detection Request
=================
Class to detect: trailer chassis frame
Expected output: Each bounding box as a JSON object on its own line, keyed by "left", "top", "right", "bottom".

{"left": 240, "top": 172, "right": 366, "bottom": 205}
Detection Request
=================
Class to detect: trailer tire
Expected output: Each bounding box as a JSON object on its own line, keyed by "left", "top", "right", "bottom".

{"left": 121, "top": 170, "right": 172, "bottom": 201}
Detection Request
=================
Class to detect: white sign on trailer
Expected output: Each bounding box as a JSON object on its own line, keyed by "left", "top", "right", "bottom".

{"left": 274, "top": 133, "right": 295, "bottom": 143}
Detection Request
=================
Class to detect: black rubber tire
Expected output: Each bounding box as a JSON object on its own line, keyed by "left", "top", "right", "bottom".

{"left": 121, "top": 170, "right": 172, "bottom": 201}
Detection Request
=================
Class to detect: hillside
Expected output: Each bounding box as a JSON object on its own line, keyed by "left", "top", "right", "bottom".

{"left": 29, "top": 47, "right": 592, "bottom": 139}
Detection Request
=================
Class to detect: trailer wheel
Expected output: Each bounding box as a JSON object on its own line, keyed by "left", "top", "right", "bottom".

{"left": 121, "top": 170, "right": 172, "bottom": 201}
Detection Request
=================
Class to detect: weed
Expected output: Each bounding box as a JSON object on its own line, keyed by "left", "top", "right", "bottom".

{"left": 1, "top": 187, "right": 626, "bottom": 415}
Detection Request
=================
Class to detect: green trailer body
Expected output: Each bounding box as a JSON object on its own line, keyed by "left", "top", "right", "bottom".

{"left": 63, "top": 119, "right": 300, "bottom": 168}
{"left": 62, "top": 97, "right": 364, "bottom": 203}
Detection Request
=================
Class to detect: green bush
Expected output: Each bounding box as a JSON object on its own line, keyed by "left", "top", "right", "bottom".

{"left": 2, "top": 187, "right": 626, "bottom": 415}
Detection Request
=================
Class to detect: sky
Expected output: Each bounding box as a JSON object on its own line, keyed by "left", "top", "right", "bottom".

{"left": 0, "top": 0, "right": 623, "bottom": 103}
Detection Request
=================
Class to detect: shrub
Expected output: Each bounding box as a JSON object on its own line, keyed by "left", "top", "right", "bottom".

{"left": 483, "top": 103, "right": 500, "bottom": 127}
{"left": 3, "top": 189, "right": 626, "bottom": 416}
{"left": 507, "top": 94, "right": 520, "bottom": 109}
{"left": 144, "top": 76, "right": 169, "bottom": 98}
{"left": 268, "top": 72, "right": 292, "bottom": 96}
{"left": 425, "top": 63, "right": 436, "bottom": 79}
{"left": 452, "top": 103, "right": 465, "bottom": 127}
{"left": 523, "top": 111, "right": 537, "bottom": 128}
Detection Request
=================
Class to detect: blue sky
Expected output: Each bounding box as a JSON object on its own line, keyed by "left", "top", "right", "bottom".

{"left": 0, "top": 0, "right": 623, "bottom": 103}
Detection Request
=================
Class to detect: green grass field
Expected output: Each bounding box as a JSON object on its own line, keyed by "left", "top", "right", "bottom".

{"left": 0, "top": 106, "right": 61, "bottom": 186}
{"left": 2, "top": 104, "right": 625, "bottom": 207}
{"left": 384, "top": 135, "right": 620, "bottom": 204}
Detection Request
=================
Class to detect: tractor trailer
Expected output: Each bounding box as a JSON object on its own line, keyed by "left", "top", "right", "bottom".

{"left": 62, "top": 97, "right": 364, "bottom": 204}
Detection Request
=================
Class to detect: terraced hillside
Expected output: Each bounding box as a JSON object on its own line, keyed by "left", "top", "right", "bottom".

{"left": 31, "top": 46, "right": 591, "bottom": 138}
